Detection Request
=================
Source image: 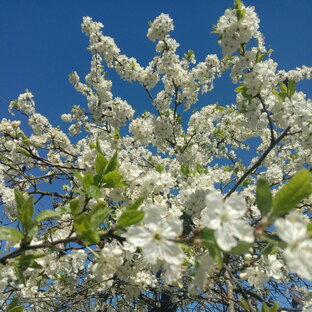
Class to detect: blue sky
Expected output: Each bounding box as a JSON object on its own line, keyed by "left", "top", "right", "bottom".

{"left": 1, "top": 0, "right": 312, "bottom": 129}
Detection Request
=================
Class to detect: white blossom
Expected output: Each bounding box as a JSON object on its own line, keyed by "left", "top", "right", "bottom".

{"left": 201, "top": 192, "right": 254, "bottom": 251}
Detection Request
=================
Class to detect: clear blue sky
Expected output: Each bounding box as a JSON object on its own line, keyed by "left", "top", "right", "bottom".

{"left": 1, "top": 0, "right": 312, "bottom": 128}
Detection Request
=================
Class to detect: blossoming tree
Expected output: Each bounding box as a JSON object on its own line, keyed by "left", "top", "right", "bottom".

{"left": 1, "top": 1, "right": 312, "bottom": 311}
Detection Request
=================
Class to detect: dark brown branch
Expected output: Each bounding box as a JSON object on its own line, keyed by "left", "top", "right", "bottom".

{"left": 225, "top": 126, "right": 291, "bottom": 199}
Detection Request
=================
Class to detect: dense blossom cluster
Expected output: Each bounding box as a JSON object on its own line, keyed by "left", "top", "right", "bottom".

{"left": 0, "top": 1, "right": 312, "bottom": 311}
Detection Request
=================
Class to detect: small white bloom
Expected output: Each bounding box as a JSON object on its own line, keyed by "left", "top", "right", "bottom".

{"left": 275, "top": 212, "right": 312, "bottom": 280}
{"left": 240, "top": 266, "right": 269, "bottom": 288}
{"left": 275, "top": 211, "right": 307, "bottom": 246}
{"left": 201, "top": 192, "right": 254, "bottom": 251}
{"left": 127, "top": 205, "right": 184, "bottom": 265}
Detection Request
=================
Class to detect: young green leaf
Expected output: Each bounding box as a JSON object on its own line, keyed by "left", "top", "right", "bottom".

{"left": 262, "top": 242, "right": 278, "bottom": 255}
{"left": 104, "top": 152, "right": 119, "bottom": 174}
{"left": 90, "top": 202, "right": 111, "bottom": 228}
{"left": 287, "top": 80, "right": 296, "bottom": 98}
{"left": 69, "top": 198, "right": 80, "bottom": 215}
{"left": 82, "top": 172, "right": 94, "bottom": 188}
{"left": 127, "top": 198, "right": 144, "bottom": 210}
{"left": 116, "top": 210, "right": 144, "bottom": 229}
{"left": 0, "top": 226, "right": 24, "bottom": 242}
{"left": 85, "top": 185, "right": 102, "bottom": 198}
{"left": 6, "top": 306, "right": 25, "bottom": 312}
{"left": 269, "top": 169, "right": 312, "bottom": 222}
{"left": 73, "top": 214, "right": 100, "bottom": 244}
{"left": 181, "top": 165, "right": 191, "bottom": 177}
{"left": 256, "top": 177, "right": 272, "bottom": 217}
{"left": 5, "top": 297, "right": 25, "bottom": 312}
{"left": 34, "top": 210, "right": 60, "bottom": 223}
{"left": 102, "top": 171, "right": 127, "bottom": 188}
{"left": 227, "top": 241, "right": 253, "bottom": 255}
{"left": 17, "top": 254, "right": 45, "bottom": 270}
{"left": 155, "top": 163, "right": 164, "bottom": 173}
{"left": 200, "top": 228, "right": 223, "bottom": 266}
{"left": 15, "top": 189, "right": 34, "bottom": 233}
{"left": 95, "top": 152, "right": 108, "bottom": 176}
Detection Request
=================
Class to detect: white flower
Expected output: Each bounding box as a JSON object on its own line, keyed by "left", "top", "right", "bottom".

{"left": 240, "top": 266, "right": 269, "bottom": 288}
{"left": 262, "top": 254, "right": 283, "bottom": 280}
{"left": 275, "top": 211, "right": 307, "bottom": 246}
{"left": 189, "top": 253, "right": 217, "bottom": 294}
{"left": 201, "top": 192, "right": 254, "bottom": 251}
{"left": 147, "top": 14, "right": 174, "bottom": 42}
{"left": 127, "top": 205, "right": 184, "bottom": 265}
{"left": 284, "top": 240, "right": 312, "bottom": 280}
{"left": 275, "top": 212, "right": 312, "bottom": 280}
{"left": 90, "top": 241, "right": 124, "bottom": 281}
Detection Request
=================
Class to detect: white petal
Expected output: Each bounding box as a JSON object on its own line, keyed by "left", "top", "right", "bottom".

{"left": 224, "top": 195, "right": 246, "bottom": 218}
{"left": 127, "top": 226, "right": 152, "bottom": 247}
{"left": 163, "top": 218, "right": 183, "bottom": 238}
{"left": 230, "top": 220, "right": 254, "bottom": 243}
{"left": 205, "top": 192, "right": 223, "bottom": 212}
{"left": 275, "top": 216, "right": 307, "bottom": 245}
{"left": 201, "top": 208, "right": 220, "bottom": 230}
{"left": 143, "top": 242, "right": 162, "bottom": 264}
{"left": 215, "top": 227, "right": 237, "bottom": 251}
{"left": 162, "top": 241, "right": 184, "bottom": 265}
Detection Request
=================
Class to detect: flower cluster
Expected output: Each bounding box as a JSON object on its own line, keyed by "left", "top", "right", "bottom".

{"left": 0, "top": 1, "right": 312, "bottom": 311}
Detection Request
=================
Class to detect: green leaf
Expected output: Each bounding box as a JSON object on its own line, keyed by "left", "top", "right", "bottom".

{"left": 85, "top": 185, "right": 102, "bottom": 198}
{"left": 69, "top": 198, "right": 80, "bottom": 215}
{"left": 17, "top": 254, "right": 45, "bottom": 270}
{"left": 55, "top": 204, "right": 71, "bottom": 215}
{"left": 256, "top": 177, "right": 272, "bottom": 217}
{"left": 307, "top": 223, "right": 312, "bottom": 236}
{"left": 269, "top": 169, "right": 312, "bottom": 222}
{"left": 96, "top": 139, "right": 103, "bottom": 154}
{"left": 184, "top": 49, "right": 194, "bottom": 61}
{"left": 200, "top": 228, "right": 223, "bottom": 266}
{"left": 90, "top": 202, "right": 111, "bottom": 228}
{"left": 263, "top": 233, "right": 287, "bottom": 249}
{"left": 82, "top": 172, "right": 94, "bottom": 188}
{"left": 236, "top": 8, "right": 246, "bottom": 20}
{"left": 93, "top": 174, "right": 102, "bottom": 186}
{"left": 6, "top": 297, "right": 20, "bottom": 311}
{"left": 261, "top": 303, "right": 270, "bottom": 312}
{"left": 34, "top": 210, "right": 60, "bottom": 223}
{"left": 116, "top": 210, "right": 144, "bottom": 228}
{"left": 261, "top": 302, "right": 279, "bottom": 312}
{"left": 16, "top": 147, "right": 31, "bottom": 157}
{"left": 7, "top": 307, "right": 25, "bottom": 312}
{"left": 272, "top": 90, "right": 286, "bottom": 102}
{"left": 196, "top": 163, "right": 205, "bottom": 174}
{"left": 72, "top": 170, "right": 84, "bottom": 182}
{"left": 269, "top": 303, "right": 279, "bottom": 312}
{"left": 95, "top": 152, "right": 108, "bottom": 176}
{"left": 6, "top": 298, "right": 25, "bottom": 312}
{"left": 234, "top": 0, "right": 243, "bottom": 10}
{"left": 104, "top": 152, "right": 118, "bottom": 174}
{"left": 181, "top": 165, "right": 191, "bottom": 177}
{"left": 128, "top": 198, "right": 144, "bottom": 210}
{"left": 155, "top": 163, "right": 164, "bottom": 173}
{"left": 15, "top": 189, "right": 34, "bottom": 233}
{"left": 280, "top": 83, "right": 287, "bottom": 94}
{"left": 227, "top": 241, "right": 253, "bottom": 254}
{"left": 287, "top": 80, "right": 296, "bottom": 98}
{"left": 262, "top": 243, "right": 279, "bottom": 255}
{"left": 73, "top": 214, "right": 100, "bottom": 244}
{"left": 102, "top": 171, "right": 127, "bottom": 188}
{"left": 242, "top": 178, "right": 250, "bottom": 187}
{"left": 0, "top": 226, "right": 24, "bottom": 242}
